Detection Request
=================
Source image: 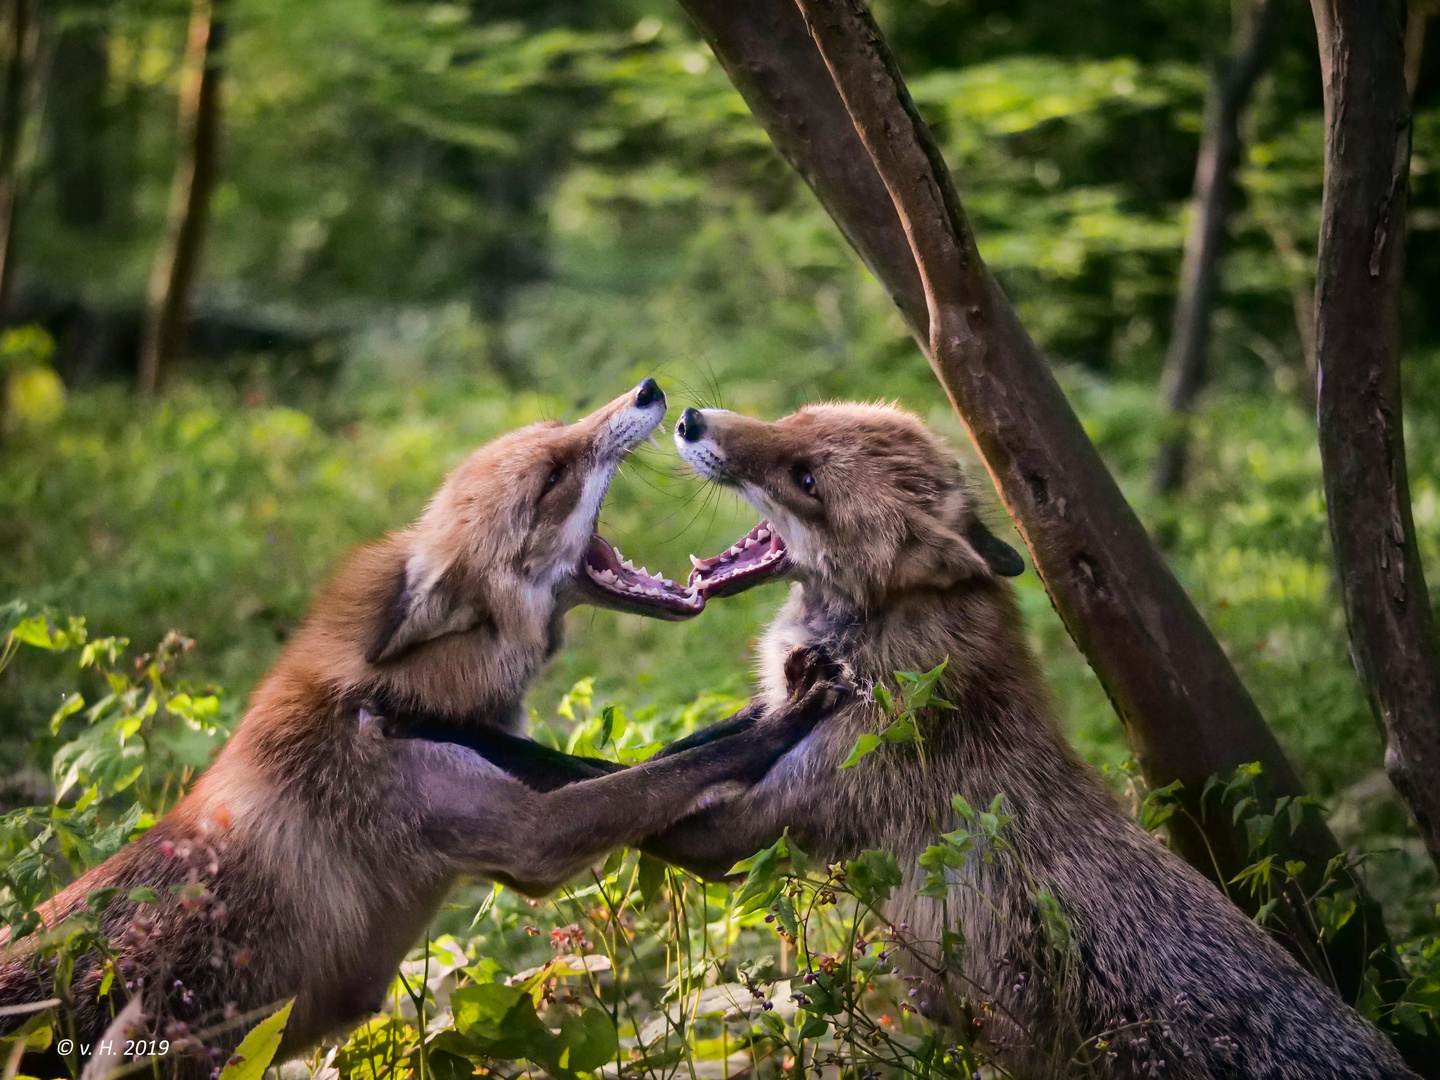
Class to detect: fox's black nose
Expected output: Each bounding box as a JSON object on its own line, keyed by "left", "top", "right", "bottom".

{"left": 635, "top": 378, "right": 664, "bottom": 409}
{"left": 677, "top": 407, "right": 706, "bottom": 442}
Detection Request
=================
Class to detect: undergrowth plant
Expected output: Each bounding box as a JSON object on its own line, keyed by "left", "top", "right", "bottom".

{"left": 2, "top": 614, "right": 1438, "bottom": 1079}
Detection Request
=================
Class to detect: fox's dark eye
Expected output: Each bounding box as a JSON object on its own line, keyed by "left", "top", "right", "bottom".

{"left": 542, "top": 463, "right": 567, "bottom": 496}
{"left": 793, "top": 465, "right": 818, "bottom": 498}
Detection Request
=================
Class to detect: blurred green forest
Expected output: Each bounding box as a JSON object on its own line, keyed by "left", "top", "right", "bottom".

{"left": 3, "top": 0, "right": 1440, "bottom": 943}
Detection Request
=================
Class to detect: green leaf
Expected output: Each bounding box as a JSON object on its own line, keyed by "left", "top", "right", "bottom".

{"left": 774, "top": 894, "right": 798, "bottom": 939}
{"left": 844, "top": 848, "right": 902, "bottom": 907}
{"left": 217, "top": 999, "right": 294, "bottom": 1080}
{"left": 636, "top": 853, "right": 666, "bottom": 907}
{"left": 452, "top": 982, "right": 528, "bottom": 1042}
{"left": 557, "top": 677, "right": 595, "bottom": 722}
{"left": 1137, "top": 779, "right": 1182, "bottom": 831}
{"left": 879, "top": 713, "right": 920, "bottom": 746}
{"left": 49, "top": 693, "right": 84, "bottom": 735}
{"left": 598, "top": 703, "right": 625, "bottom": 747}
{"left": 1316, "top": 890, "right": 1357, "bottom": 942}
{"left": 839, "top": 734, "right": 881, "bottom": 769}
{"left": 731, "top": 834, "right": 788, "bottom": 915}
{"left": 797, "top": 1011, "right": 828, "bottom": 1039}
{"left": 896, "top": 659, "right": 949, "bottom": 709}
{"left": 804, "top": 971, "right": 845, "bottom": 1015}
{"left": 1287, "top": 797, "right": 1307, "bottom": 834}
{"left": 1034, "top": 889, "right": 1073, "bottom": 956}
{"left": 11, "top": 617, "right": 58, "bottom": 650}
{"left": 1244, "top": 812, "right": 1275, "bottom": 855}
{"left": 557, "top": 1008, "right": 618, "bottom": 1072}
{"left": 425, "top": 1050, "right": 479, "bottom": 1080}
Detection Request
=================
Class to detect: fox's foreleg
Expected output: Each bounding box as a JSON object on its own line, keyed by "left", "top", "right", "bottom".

{"left": 405, "top": 707, "right": 774, "bottom": 878}
{"left": 390, "top": 665, "right": 845, "bottom": 895}
{"left": 403, "top": 726, "right": 773, "bottom": 879}
{"left": 392, "top": 702, "right": 766, "bottom": 794}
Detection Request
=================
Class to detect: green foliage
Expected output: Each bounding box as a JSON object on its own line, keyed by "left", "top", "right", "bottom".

{"left": 218, "top": 999, "right": 295, "bottom": 1080}
{"left": 841, "top": 659, "right": 952, "bottom": 770}
{"left": 0, "top": 602, "right": 223, "bottom": 992}
{"left": 9, "top": 0, "right": 1440, "bottom": 1071}
{"left": 2, "top": 629, "right": 1439, "bottom": 1076}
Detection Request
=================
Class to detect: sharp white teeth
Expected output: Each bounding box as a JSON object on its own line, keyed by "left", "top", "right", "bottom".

{"left": 743, "top": 536, "right": 758, "bottom": 549}
{"left": 755, "top": 528, "right": 770, "bottom": 542}
{"left": 690, "top": 554, "right": 704, "bottom": 569}
{"left": 622, "top": 559, "right": 635, "bottom": 571}
{"left": 662, "top": 578, "right": 674, "bottom": 588}
{"left": 637, "top": 565, "right": 649, "bottom": 577}
{"left": 598, "top": 569, "right": 617, "bottom": 582}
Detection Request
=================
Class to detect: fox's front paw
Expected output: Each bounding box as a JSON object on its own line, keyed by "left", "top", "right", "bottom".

{"left": 776, "top": 647, "right": 852, "bottom": 733}
{"left": 782, "top": 646, "right": 845, "bottom": 702}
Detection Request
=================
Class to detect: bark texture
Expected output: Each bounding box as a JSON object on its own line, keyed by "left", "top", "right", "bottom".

{"left": 1153, "top": 0, "right": 1283, "bottom": 494}
{"left": 1312, "top": 0, "right": 1440, "bottom": 870}
{"left": 0, "top": 0, "right": 31, "bottom": 308}
{"left": 675, "top": 0, "right": 1439, "bottom": 1063}
{"left": 138, "top": 0, "right": 225, "bottom": 397}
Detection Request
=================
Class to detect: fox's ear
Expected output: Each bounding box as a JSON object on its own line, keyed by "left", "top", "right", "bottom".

{"left": 367, "top": 554, "right": 484, "bottom": 665}
{"left": 966, "top": 520, "right": 1025, "bottom": 577}
{"left": 890, "top": 518, "right": 1024, "bottom": 592}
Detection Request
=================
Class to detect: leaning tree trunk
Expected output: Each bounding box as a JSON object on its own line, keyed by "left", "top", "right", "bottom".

{"left": 138, "top": 0, "right": 225, "bottom": 398}
{"left": 1153, "top": 0, "right": 1283, "bottom": 495}
{"left": 0, "top": 0, "right": 31, "bottom": 309}
{"left": 1311, "top": 0, "right": 1440, "bottom": 872}
{"left": 673, "top": 0, "right": 1440, "bottom": 1067}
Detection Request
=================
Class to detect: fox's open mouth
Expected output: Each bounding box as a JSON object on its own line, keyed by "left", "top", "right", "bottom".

{"left": 584, "top": 533, "right": 705, "bottom": 617}
{"left": 687, "top": 520, "right": 790, "bottom": 599}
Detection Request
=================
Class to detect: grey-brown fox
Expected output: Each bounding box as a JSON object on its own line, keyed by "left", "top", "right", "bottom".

{"left": 482, "top": 400, "right": 1417, "bottom": 1080}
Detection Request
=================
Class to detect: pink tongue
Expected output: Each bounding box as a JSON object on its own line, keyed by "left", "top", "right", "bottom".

{"left": 587, "top": 534, "right": 623, "bottom": 573}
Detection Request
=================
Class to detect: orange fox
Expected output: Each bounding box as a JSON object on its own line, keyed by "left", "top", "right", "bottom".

{"left": 0, "top": 381, "right": 843, "bottom": 1072}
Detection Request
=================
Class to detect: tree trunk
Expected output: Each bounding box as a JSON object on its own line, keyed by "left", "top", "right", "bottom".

{"left": 1405, "top": 0, "right": 1435, "bottom": 100}
{"left": 137, "top": 0, "right": 225, "bottom": 398}
{"left": 1311, "top": 0, "right": 1440, "bottom": 872}
{"left": 675, "top": 0, "right": 1440, "bottom": 1065}
{"left": 0, "top": 0, "right": 32, "bottom": 309}
{"left": 1153, "top": 0, "right": 1283, "bottom": 495}
{"left": 48, "top": 8, "right": 108, "bottom": 229}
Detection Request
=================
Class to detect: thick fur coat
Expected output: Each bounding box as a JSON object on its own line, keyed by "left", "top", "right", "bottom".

{"left": 656, "top": 402, "right": 1415, "bottom": 1080}
{"left": 0, "top": 383, "right": 834, "bottom": 1072}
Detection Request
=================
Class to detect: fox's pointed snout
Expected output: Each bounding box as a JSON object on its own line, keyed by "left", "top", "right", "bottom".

{"left": 636, "top": 377, "right": 664, "bottom": 410}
